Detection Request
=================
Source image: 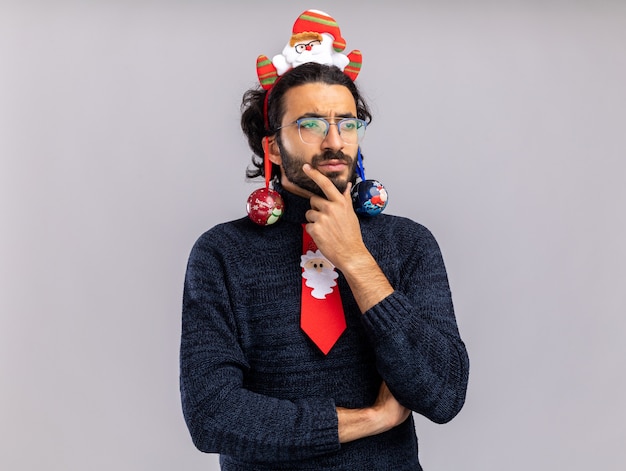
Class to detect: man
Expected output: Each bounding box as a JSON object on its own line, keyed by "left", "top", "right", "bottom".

{"left": 180, "top": 13, "right": 469, "bottom": 471}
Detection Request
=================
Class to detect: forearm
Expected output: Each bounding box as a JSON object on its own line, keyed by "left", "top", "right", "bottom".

{"left": 336, "top": 382, "right": 411, "bottom": 443}
{"left": 336, "top": 407, "right": 381, "bottom": 443}
{"left": 362, "top": 291, "right": 470, "bottom": 423}
{"left": 342, "top": 256, "right": 467, "bottom": 423}
{"left": 182, "top": 370, "right": 340, "bottom": 460}
{"left": 340, "top": 247, "right": 394, "bottom": 313}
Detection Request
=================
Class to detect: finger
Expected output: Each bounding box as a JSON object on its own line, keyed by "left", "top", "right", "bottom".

{"left": 302, "top": 164, "right": 343, "bottom": 201}
{"left": 308, "top": 194, "right": 331, "bottom": 212}
{"left": 343, "top": 181, "right": 353, "bottom": 201}
{"left": 304, "top": 208, "right": 321, "bottom": 223}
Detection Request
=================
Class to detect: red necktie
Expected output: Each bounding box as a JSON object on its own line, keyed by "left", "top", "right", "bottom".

{"left": 300, "top": 225, "right": 346, "bottom": 354}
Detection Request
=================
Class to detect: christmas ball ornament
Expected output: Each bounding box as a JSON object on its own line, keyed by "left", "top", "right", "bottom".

{"left": 247, "top": 187, "right": 284, "bottom": 225}
{"left": 351, "top": 179, "right": 388, "bottom": 217}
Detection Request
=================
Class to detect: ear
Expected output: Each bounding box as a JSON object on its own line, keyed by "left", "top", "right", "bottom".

{"left": 265, "top": 135, "right": 282, "bottom": 165}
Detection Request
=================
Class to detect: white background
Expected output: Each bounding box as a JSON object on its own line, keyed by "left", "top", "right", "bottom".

{"left": 1, "top": 1, "right": 625, "bottom": 469}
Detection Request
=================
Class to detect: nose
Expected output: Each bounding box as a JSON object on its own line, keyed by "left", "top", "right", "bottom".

{"left": 321, "top": 123, "right": 343, "bottom": 151}
{"left": 305, "top": 45, "right": 312, "bottom": 51}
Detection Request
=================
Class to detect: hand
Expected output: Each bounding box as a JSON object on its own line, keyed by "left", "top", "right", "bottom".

{"left": 372, "top": 382, "right": 411, "bottom": 431}
{"left": 337, "top": 382, "right": 411, "bottom": 443}
{"left": 302, "top": 164, "right": 366, "bottom": 271}
{"left": 302, "top": 163, "right": 394, "bottom": 313}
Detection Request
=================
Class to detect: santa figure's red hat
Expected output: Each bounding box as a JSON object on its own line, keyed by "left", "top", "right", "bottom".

{"left": 291, "top": 9, "right": 347, "bottom": 52}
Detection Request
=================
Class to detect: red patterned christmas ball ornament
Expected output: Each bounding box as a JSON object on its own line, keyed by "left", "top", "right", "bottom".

{"left": 246, "top": 188, "right": 284, "bottom": 226}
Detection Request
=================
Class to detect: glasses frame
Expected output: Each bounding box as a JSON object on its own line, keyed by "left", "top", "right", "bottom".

{"left": 294, "top": 40, "right": 322, "bottom": 54}
{"left": 275, "top": 117, "right": 367, "bottom": 145}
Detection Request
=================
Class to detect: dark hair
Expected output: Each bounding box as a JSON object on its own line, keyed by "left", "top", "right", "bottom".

{"left": 241, "top": 63, "right": 372, "bottom": 180}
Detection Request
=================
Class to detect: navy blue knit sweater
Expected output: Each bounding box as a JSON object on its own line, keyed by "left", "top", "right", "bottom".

{"left": 180, "top": 188, "right": 469, "bottom": 470}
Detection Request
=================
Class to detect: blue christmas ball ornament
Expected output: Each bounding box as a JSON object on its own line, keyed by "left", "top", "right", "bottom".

{"left": 351, "top": 179, "right": 388, "bottom": 216}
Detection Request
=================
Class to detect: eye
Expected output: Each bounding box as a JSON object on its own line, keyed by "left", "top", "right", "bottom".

{"left": 340, "top": 119, "right": 358, "bottom": 132}
{"left": 299, "top": 119, "right": 325, "bottom": 133}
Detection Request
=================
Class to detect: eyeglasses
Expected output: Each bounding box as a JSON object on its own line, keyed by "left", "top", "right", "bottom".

{"left": 294, "top": 40, "right": 321, "bottom": 53}
{"left": 276, "top": 117, "right": 367, "bottom": 145}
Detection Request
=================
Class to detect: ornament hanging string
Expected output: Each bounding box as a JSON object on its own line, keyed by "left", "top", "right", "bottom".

{"left": 263, "top": 137, "right": 272, "bottom": 189}
{"left": 356, "top": 147, "right": 366, "bottom": 181}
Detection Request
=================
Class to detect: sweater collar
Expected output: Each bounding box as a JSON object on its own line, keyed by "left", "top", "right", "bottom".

{"left": 275, "top": 181, "right": 311, "bottom": 225}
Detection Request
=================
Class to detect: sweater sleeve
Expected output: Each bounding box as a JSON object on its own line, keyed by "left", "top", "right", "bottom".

{"left": 180, "top": 234, "right": 340, "bottom": 461}
{"left": 361, "top": 222, "right": 470, "bottom": 424}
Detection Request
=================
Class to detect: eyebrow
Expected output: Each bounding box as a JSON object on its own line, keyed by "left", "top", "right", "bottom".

{"left": 296, "top": 112, "right": 357, "bottom": 120}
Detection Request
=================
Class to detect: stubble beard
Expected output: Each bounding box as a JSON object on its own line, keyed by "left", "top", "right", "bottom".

{"left": 276, "top": 138, "right": 357, "bottom": 197}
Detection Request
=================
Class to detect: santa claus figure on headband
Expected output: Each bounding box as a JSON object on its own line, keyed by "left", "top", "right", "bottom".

{"left": 256, "top": 9, "right": 362, "bottom": 89}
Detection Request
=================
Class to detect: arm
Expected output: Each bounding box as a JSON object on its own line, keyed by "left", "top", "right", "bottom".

{"left": 180, "top": 235, "right": 340, "bottom": 461}
{"left": 302, "top": 165, "right": 469, "bottom": 423}
{"left": 360, "top": 229, "right": 469, "bottom": 423}
{"left": 302, "top": 164, "right": 391, "bottom": 313}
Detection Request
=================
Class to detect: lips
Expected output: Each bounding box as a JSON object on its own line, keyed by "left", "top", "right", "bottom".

{"left": 316, "top": 160, "right": 349, "bottom": 174}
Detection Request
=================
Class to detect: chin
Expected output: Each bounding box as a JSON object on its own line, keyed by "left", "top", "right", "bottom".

{"left": 326, "top": 176, "right": 350, "bottom": 194}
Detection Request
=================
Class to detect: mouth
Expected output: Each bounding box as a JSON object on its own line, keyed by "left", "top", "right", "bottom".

{"left": 316, "top": 159, "right": 349, "bottom": 173}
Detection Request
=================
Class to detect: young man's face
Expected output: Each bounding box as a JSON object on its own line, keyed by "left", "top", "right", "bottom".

{"left": 269, "top": 82, "right": 359, "bottom": 198}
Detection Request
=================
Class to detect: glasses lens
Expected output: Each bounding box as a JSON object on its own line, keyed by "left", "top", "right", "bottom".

{"left": 297, "top": 118, "right": 328, "bottom": 144}
{"left": 338, "top": 119, "right": 366, "bottom": 144}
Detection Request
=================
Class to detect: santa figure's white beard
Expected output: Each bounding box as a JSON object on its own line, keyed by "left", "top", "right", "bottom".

{"left": 273, "top": 33, "right": 349, "bottom": 76}
{"left": 288, "top": 48, "right": 331, "bottom": 67}
{"left": 302, "top": 268, "right": 338, "bottom": 299}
